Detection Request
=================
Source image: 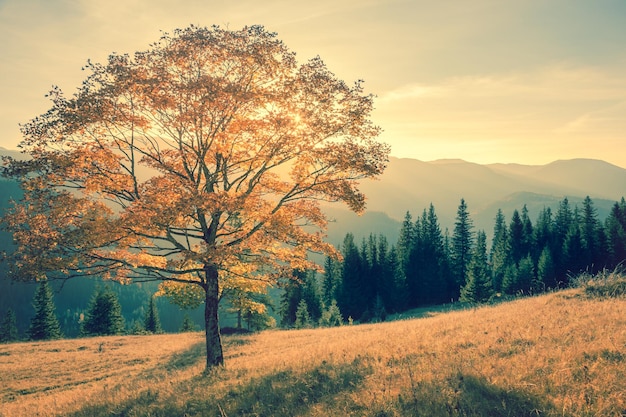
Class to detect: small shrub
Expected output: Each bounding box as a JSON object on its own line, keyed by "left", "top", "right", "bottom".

{"left": 575, "top": 269, "right": 626, "bottom": 299}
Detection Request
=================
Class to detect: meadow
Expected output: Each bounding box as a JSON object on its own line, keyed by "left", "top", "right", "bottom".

{"left": 1, "top": 275, "right": 625, "bottom": 416}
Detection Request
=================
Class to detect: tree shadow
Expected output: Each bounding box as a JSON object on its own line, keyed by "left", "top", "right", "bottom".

{"left": 165, "top": 341, "right": 206, "bottom": 372}
{"left": 69, "top": 357, "right": 371, "bottom": 417}
{"left": 395, "top": 372, "right": 564, "bottom": 417}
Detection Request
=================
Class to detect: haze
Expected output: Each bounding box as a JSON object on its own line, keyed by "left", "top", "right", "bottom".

{"left": 1, "top": 0, "right": 625, "bottom": 167}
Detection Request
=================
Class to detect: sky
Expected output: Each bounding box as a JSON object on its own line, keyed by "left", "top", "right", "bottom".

{"left": 1, "top": 0, "right": 625, "bottom": 167}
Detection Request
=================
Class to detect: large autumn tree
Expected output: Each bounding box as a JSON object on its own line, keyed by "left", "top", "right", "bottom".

{"left": 0, "top": 25, "right": 388, "bottom": 369}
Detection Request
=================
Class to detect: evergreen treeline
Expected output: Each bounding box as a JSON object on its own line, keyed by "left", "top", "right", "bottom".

{"left": 0, "top": 283, "right": 197, "bottom": 343}
{"left": 280, "top": 196, "right": 626, "bottom": 326}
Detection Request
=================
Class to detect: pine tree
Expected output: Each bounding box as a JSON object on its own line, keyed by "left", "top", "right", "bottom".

{"left": 605, "top": 201, "right": 626, "bottom": 269}
{"left": 490, "top": 209, "right": 510, "bottom": 293}
{"left": 412, "top": 204, "right": 448, "bottom": 305}
{"left": 144, "top": 296, "right": 162, "bottom": 334}
{"left": 321, "top": 255, "right": 341, "bottom": 307}
{"left": 451, "top": 198, "right": 474, "bottom": 298}
{"left": 0, "top": 308, "right": 19, "bottom": 343}
{"left": 300, "top": 271, "right": 322, "bottom": 323}
{"left": 460, "top": 230, "right": 493, "bottom": 303}
{"left": 396, "top": 211, "right": 414, "bottom": 273}
{"left": 28, "top": 280, "right": 62, "bottom": 340}
{"left": 564, "top": 208, "right": 585, "bottom": 276}
{"left": 517, "top": 255, "right": 534, "bottom": 294}
{"left": 129, "top": 319, "right": 146, "bottom": 335}
{"left": 508, "top": 209, "right": 525, "bottom": 265}
{"left": 294, "top": 299, "right": 311, "bottom": 329}
{"left": 536, "top": 245, "right": 556, "bottom": 291}
{"left": 581, "top": 196, "right": 605, "bottom": 272}
{"left": 81, "top": 286, "right": 125, "bottom": 336}
{"left": 337, "top": 233, "right": 366, "bottom": 320}
{"left": 319, "top": 299, "right": 343, "bottom": 327}
{"left": 280, "top": 269, "right": 320, "bottom": 327}
{"left": 388, "top": 245, "right": 409, "bottom": 312}
{"left": 533, "top": 207, "right": 554, "bottom": 263}
{"left": 554, "top": 197, "right": 574, "bottom": 279}
{"left": 520, "top": 205, "right": 534, "bottom": 257}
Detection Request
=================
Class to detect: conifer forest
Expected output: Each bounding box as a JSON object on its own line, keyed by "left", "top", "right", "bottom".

{"left": 279, "top": 196, "right": 626, "bottom": 327}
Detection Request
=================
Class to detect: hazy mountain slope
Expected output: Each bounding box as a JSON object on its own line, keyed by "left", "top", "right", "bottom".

{"left": 336, "top": 156, "right": 626, "bottom": 237}
{"left": 488, "top": 158, "right": 626, "bottom": 200}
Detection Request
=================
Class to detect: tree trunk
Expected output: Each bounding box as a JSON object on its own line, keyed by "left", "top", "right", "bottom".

{"left": 204, "top": 264, "right": 224, "bottom": 370}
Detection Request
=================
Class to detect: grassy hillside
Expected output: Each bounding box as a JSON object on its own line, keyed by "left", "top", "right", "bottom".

{"left": 1, "top": 276, "right": 625, "bottom": 417}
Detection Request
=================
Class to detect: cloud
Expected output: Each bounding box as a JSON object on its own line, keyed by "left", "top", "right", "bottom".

{"left": 374, "top": 64, "right": 626, "bottom": 165}
{"left": 380, "top": 64, "right": 626, "bottom": 104}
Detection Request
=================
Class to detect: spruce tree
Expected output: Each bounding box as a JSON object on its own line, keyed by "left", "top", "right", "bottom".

{"left": 294, "top": 299, "right": 311, "bottom": 329}
{"left": 396, "top": 211, "right": 414, "bottom": 273}
{"left": 564, "top": 208, "right": 585, "bottom": 276}
{"left": 179, "top": 314, "right": 197, "bottom": 332}
{"left": 581, "top": 196, "right": 605, "bottom": 272}
{"left": 81, "top": 286, "right": 125, "bottom": 336}
{"left": 337, "top": 233, "right": 365, "bottom": 320}
{"left": 451, "top": 198, "right": 474, "bottom": 298}
{"left": 280, "top": 269, "right": 320, "bottom": 326}
{"left": 536, "top": 245, "right": 556, "bottom": 291}
{"left": 0, "top": 308, "right": 19, "bottom": 343}
{"left": 460, "top": 230, "right": 493, "bottom": 303}
{"left": 554, "top": 198, "right": 574, "bottom": 278}
{"left": 319, "top": 299, "right": 343, "bottom": 327}
{"left": 605, "top": 201, "right": 626, "bottom": 269}
{"left": 490, "top": 209, "right": 510, "bottom": 293}
{"left": 144, "top": 296, "right": 162, "bottom": 333}
{"left": 520, "top": 205, "right": 534, "bottom": 257}
{"left": 28, "top": 280, "right": 62, "bottom": 340}
{"left": 388, "top": 245, "right": 409, "bottom": 312}
{"left": 508, "top": 209, "right": 525, "bottom": 265}
{"left": 533, "top": 207, "right": 554, "bottom": 263}
{"left": 321, "top": 255, "right": 341, "bottom": 307}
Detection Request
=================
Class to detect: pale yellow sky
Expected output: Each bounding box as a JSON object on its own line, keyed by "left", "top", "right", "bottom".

{"left": 1, "top": 0, "right": 625, "bottom": 167}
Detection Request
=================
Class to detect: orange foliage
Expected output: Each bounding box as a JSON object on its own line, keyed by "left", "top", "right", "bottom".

{"left": 2, "top": 25, "right": 388, "bottom": 367}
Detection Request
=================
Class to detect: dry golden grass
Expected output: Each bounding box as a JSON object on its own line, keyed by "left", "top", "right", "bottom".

{"left": 1, "top": 284, "right": 625, "bottom": 416}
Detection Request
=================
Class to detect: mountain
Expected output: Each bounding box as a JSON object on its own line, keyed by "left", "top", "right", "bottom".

{"left": 343, "top": 156, "right": 626, "bottom": 237}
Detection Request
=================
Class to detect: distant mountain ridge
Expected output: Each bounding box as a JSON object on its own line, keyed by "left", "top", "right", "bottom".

{"left": 323, "top": 156, "right": 626, "bottom": 243}
{"left": 1, "top": 147, "right": 625, "bottom": 241}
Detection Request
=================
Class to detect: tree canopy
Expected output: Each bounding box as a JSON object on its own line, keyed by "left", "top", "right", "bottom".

{"left": 1, "top": 25, "right": 388, "bottom": 369}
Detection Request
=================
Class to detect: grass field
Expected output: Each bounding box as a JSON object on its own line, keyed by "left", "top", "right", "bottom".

{"left": 1, "top": 276, "right": 625, "bottom": 416}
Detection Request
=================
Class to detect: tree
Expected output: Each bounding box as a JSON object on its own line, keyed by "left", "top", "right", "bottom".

{"left": 0, "top": 308, "right": 19, "bottom": 343}
{"left": 279, "top": 268, "right": 319, "bottom": 327}
{"left": 319, "top": 299, "right": 343, "bottom": 327}
{"left": 605, "top": 200, "right": 626, "bottom": 268}
{"left": 536, "top": 245, "right": 556, "bottom": 291}
{"left": 451, "top": 198, "right": 474, "bottom": 298}
{"left": 320, "top": 255, "right": 341, "bottom": 307}
{"left": 502, "top": 255, "right": 534, "bottom": 295}
{"left": 580, "top": 196, "right": 605, "bottom": 272}
{"left": 294, "top": 299, "right": 311, "bottom": 329}
{"left": 508, "top": 209, "right": 526, "bottom": 266}
{"left": 28, "top": 281, "right": 62, "bottom": 340}
{"left": 410, "top": 205, "right": 448, "bottom": 305}
{"left": 180, "top": 314, "right": 197, "bottom": 332}
{"left": 460, "top": 230, "right": 492, "bottom": 303}
{"left": 554, "top": 198, "right": 574, "bottom": 279}
{"left": 81, "top": 286, "right": 125, "bottom": 336}
{"left": 143, "top": 296, "right": 162, "bottom": 334}
{"left": 226, "top": 287, "right": 274, "bottom": 330}
{"left": 490, "top": 209, "right": 510, "bottom": 293}
{"left": 337, "top": 233, "right": 367, "bottom": 320}
{"left": 1, "top": 25, "right": 388, "bottom": 369}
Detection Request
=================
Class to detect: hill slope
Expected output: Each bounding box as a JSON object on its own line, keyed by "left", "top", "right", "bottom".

{"left": 2, "top": 282, "right": 624, "bottom": 416}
